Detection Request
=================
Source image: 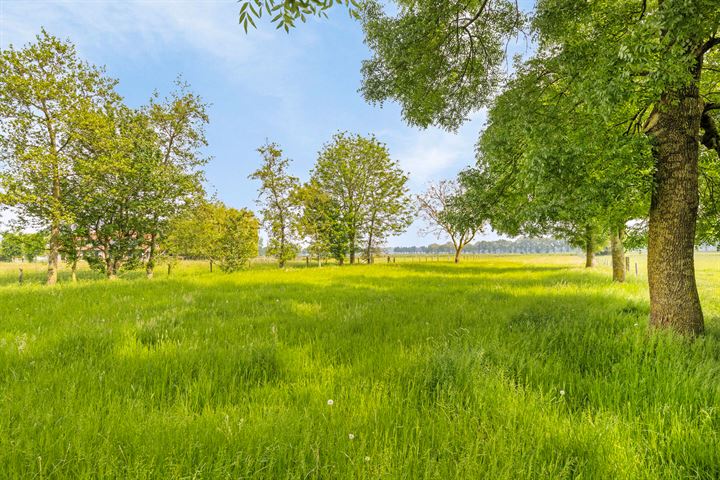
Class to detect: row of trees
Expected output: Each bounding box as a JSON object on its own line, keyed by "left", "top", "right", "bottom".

{"left": 392, "top": 237, "right": 576, "bottom": 256}
{"left": 0, "top": 31, "right": 259, "bottom": 281}
{"left": 250, "top": 133, "right": 413, "bottom": 267}
{"left": 242, "top": 0, "right": 720, "bottom": 335}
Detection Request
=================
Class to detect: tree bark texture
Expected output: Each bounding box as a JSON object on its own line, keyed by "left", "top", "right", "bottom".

{"left": 646, "top": 87, "right": 704, "bottom": 335}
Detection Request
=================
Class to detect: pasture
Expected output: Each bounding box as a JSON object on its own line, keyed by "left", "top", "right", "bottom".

{"left": 2, "top": 255, "right": 720, "bottom": 478}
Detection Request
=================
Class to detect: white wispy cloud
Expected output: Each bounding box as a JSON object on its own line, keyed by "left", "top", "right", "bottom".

{"left": 392, "top": 115, "right": 486, "bottom": 189}
{"left": 0, "top": 0, "right": 314, "bottom": 91}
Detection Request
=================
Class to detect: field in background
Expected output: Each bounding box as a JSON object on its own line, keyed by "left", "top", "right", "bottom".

{"left": 2, "top": 254, "right": 720, "bottom": 478}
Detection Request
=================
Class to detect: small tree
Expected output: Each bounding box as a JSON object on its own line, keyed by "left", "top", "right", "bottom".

{"left": 216, "top": 208, "right": 259, "bottom": 272}
{"left": 311, "top": 132, "right": 411, "bottom": 264}
{"left": 363, "top": 149, "right": 413, "bottom": 263}
{"left": 418, "top": 180, "right": 483, "bottom": 263}
{"left": 249, "top": 142, "right": 299, "bottom": 267}
{"left": 143, "top": 80, "right": 209, "bottom": 278}
{"left": 166, "top": 201, "right": 259, "bottom": 272}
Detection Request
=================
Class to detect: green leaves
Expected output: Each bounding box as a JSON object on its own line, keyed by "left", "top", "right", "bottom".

{"left": 238, "top": 0, "right": 360, "bottom": 32}
{"left": 0, "top": 32, "right": 210, "bottom": 279}
{"left": 310, "top": 132, "right": 412, "bottom": 262}
{"left": 469, "top": 48, "right": 653, "bottom": 244}
{"left": 165, "top": 202, "right": 259, "bottom": 272}
{"left": 360, "top": 0, "right": 523, "bottom": 130}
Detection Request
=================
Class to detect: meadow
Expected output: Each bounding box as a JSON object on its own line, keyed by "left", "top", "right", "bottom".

{"left": 2, "top": 255, "right": 720, "bottom": 479}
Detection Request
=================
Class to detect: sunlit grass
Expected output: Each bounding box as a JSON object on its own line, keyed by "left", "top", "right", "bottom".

{"left": 1, "top": 254, "right": 720, "bottom": 478}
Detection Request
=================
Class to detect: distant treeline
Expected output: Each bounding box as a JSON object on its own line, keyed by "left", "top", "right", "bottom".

{"left": 391, "top": 238, "right": 576, "bottom": 255}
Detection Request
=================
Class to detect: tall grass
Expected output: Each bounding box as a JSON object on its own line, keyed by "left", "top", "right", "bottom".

{"left": 1, "top": 255, "right": 719, "bottom": 478}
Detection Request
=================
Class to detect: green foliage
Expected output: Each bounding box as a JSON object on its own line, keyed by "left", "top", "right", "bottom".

{"left": 310, "top": 132, "right": 412, "bottom": 263}
{"left": 0, "top": 32, "right": 208, "bottom": 281}
{"left": 698, "top": 149, "right": 720, "bottom": 247}
{"left": 0, "top": 30, "right": 120, "bottom": 281}
{"left": 217, "top": 207, "right": 260, "bottom": 272}
{"left": 238, "top": 0, "right": 361, "bottom": 32}
{"left": 533, "top": 0, "right": 720, "bottom": 120}
{"left": 70, "top": 104, "right": 163, "bottom": 277}
{"left": 361, "top": 0, "right": 523, "bottom": 130}
{"left": 0, "top": 231, "right": 46, "bottom": 261}
{"left": 166, "top": 201, "right": 260, "bottom": 272}
{"left": 462, "top": 49, "right": 653, "bottom": 252}
{"left": 250, "top": 142, "right": 300, "bottom": 267}
{"left": 292, "top": 180, "right": 348, "bottom": 263}
{"left": 142, "top": 80, "right": 209, "bottom": 274}
{"left": 0, "top": 233, "right": 23, "bottom": 261}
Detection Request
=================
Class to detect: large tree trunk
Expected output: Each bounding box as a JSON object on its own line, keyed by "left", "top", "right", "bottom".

{"left": 610, "top": 226, "right": 625, "bottom": 283}
{"left": 349, "top": 237, "right": 356, "bottom": 265}
{"left": 454, "top": 246, "right": 462, "bottom": 264}
{"left": 646, "top": 86, "right": 704, "bottom": 335}
{"left": 584, "top": 225, "right": 594, "bottom": 268}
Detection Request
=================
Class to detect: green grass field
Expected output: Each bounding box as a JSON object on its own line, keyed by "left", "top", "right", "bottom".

{"left": 2, "top": 255, "right": 720, "bottom": 479}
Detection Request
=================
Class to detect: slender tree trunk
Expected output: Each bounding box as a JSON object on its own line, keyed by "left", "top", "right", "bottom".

{"left": 454, "top": 246, "right": 462, "bottom": 264}
{"left": 146, "top": 233, "right": 156, "bottom": 279}
{"left": 584, "top": 225, "right": 594, "bottom": 268}
{"left": 610, "top": 226, "right": 625, "bottom": 283}
{"left": 646, "top": 86, "right": 704, "bottom": 335}
{"left": 46, "top": 157, "right": 61, "bottom": 285}
{"left": 71, "top": 258, "right": 78, "bottom": 283}
{"left": 349, "top": 237, "right": 356, "bottom": 265}
{"left": 47, "top": 217, "right": 60, "bottom": 285}
{"left": 106, "top": 258, "right": 117, "bottom": 280}
{"left": 43, "top": 103, "right": 60, "bottom": 286}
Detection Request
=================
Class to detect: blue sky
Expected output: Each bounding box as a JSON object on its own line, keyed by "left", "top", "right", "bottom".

{"left": 1, "top": 0, "right": 532, "bottom": 246}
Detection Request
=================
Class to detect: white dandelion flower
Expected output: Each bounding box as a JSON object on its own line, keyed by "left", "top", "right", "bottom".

{"left": 559, "top": 389, "right": 565, "bottom": 396}
{"left": 364, "top": 456, "right": 371, "bottom": 462}
{"left": 348, "top": 433, "right": 355, "bottom": 440}
{"left": 327, "top": 399, "right": 334, "bottom": 406}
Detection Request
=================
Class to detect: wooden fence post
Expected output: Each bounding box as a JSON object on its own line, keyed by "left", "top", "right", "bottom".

{"left": 18, "top": 267, "right": 23, "bottom": 285}
{"left": 625, "top": 256, "right": 630, "bottom": 272}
